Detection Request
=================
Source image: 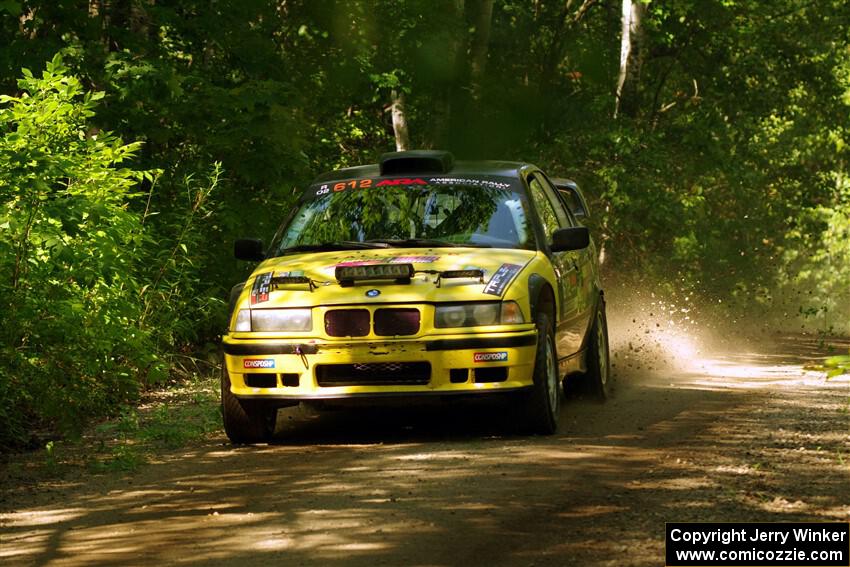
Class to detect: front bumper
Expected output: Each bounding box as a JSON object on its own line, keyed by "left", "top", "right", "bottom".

{"left": 222, "top": 329, "right": 538, "bottom": 400}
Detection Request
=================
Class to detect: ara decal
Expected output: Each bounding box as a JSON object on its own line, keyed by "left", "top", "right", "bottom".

{"left": 483, "top": 263, "right": 522, "bottom": 296}
{"left": 250, "top": 272, "right": 273, "bottom": 304}
{"left": 375, "top": 178, "right": 428, "bottom": 186}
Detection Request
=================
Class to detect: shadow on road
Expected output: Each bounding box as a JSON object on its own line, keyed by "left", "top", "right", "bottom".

{"left": 2, "top": 340, "right": 848, "bottom": 567}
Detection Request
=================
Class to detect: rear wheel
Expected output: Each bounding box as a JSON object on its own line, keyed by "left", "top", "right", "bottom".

{"left": 221, "top": 366, "right": 276, "bottom": 444}
{"left": 584, "top": 299, "right": 611, "bottom": 400}
{"left": 515, "top": 312, "right": 560, "bottom": 435}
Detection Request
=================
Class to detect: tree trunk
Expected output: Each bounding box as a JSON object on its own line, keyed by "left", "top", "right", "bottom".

{"left": 19, "top": 5, "right": 37, "bottom": 39}
{"left": 391, "top": 89, "right": 410, "bottom": 151}
{"left": 538, "top": 0, "right": 597, "bottom": 122}
{"left": 427, "top": 0, "right": 465, "bottom": 149}
{"left": 130, "top": 0, "right": 153, "bottom": 37}
{"left": 445, "top": 0, "right": 494, "bottom": 152}
{"left": 102, "top": 0, "right": 131, "bottom": 51}
{"left": 614, "top": 0, "right": 645, "bottom": 118}
{"left": 467, "top": 0, "right": 493, "bottom": 100}
{"left": 422, "top": 0, "right": 493, "bottom": 150}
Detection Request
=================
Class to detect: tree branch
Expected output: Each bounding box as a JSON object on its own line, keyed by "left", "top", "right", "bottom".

{"left": 571, "top": 0, "right": 597, "bottom": 24}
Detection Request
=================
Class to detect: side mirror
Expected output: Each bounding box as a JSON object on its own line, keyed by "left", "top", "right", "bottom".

{"left": 234, "top": 238, "right": 265, "bottom": 261}
{"left": 551, "top": 227, "right": 590, "bottom": 252}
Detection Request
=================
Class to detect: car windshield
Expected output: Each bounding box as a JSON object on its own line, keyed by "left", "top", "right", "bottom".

{"left": 270, "top": 176, "right": 534, "bottom": 255}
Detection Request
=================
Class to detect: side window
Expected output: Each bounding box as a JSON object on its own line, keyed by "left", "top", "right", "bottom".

{"left": 554, "top": 190, "right": 580, "bottom": 226}
{"left": 535, "top": 173, "right": 575, "bottom": 227}
{"left": 528, "top": 176, "right": 563, "bottom": 239}
{"left": 528, "top": 174, "right": 572, "bottom": 240}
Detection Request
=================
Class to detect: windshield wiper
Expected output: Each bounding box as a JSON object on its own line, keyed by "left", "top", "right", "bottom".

{"left": 364, "top": 238, "right": 491, "bottom": 248}
{"left": 280, "top": 241, "right": 390, "bottom": 254}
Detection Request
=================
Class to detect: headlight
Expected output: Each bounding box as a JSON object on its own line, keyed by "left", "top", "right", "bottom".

{"left": 437, "top": 305, "right": 469, "bottom": 327}
{"left": 231, "top": 308, "right": 313, "bottom": 332}
{"left": 472, "top": 303, "right": 499, "bottom": 325}
{"left": 434, "top": 301, "right": 525, "bottom": 328}
{"left": 233, "top": 309, "right": 251, "bottom": 332}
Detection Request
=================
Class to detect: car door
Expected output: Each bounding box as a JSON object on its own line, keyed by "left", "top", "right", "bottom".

{"left": 545, "top": 174, "right": 596, "bottom": 340}
{"left": 527, "top": 172, "right": 585, "bottom": 359}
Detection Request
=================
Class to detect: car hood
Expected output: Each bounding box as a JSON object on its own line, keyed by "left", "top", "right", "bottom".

{"left": 243, "top": 247, "right": 537, "bottom": 307}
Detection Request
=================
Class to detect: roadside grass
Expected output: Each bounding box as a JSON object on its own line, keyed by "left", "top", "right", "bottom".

{"left": 86, "top": 376, "right": 221, "bottom": 473}
{"left": 0, "top": 374, "right": 221, "bottom": 490}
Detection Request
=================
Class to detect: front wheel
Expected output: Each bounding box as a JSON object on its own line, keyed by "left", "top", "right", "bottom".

{"left": 515, "top": 312, "right": 560, "bottom": 435}
{"left": 221, "top": 367, "right": 277, "bottom": 444}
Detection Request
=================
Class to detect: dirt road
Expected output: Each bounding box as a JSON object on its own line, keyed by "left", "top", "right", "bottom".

{"left": 2, "top": 328, "right": 849, "bottom": 566}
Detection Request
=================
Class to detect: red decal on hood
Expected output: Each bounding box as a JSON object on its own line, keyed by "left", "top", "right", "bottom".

{"left": 335, "top": 255, "right": 439, "bottom": 268}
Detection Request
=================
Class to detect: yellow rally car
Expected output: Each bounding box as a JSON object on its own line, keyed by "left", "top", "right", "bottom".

{"left": 221, "top": 150, "right": 609, "bottom": 443}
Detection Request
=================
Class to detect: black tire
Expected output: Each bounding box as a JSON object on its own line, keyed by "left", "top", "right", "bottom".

{"left": 584, "top": 299, "right": 611, "bottom": 401}
{"left": 515, "top": 312, "right": 561, "bottom": 435}
{"left": 221, "top": 366, "right": 276, "bottom": 444}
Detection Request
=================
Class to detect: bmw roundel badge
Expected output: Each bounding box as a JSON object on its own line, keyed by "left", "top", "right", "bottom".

{"left": 366, "top": 289, "right": 380, "bottom": 297}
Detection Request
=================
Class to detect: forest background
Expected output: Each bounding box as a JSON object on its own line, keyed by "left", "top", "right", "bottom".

{"left": 1, "top": 0, "right": 848, "bottom": 449}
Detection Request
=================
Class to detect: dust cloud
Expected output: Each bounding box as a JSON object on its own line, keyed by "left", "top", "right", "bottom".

{"left": 606, "top": 284, "right": 722, "bottom": 377}
{"left": 604, "top": 279, "right": 847, "bottom": 389}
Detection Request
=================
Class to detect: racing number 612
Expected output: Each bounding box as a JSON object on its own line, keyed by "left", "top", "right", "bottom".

{"left": 333, "top": 179, "right": 373, "bottom": 192}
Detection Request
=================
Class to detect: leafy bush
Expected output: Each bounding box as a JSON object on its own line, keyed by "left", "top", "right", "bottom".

{"left": 0, "top": 56, "right": 158, "bottom": 447}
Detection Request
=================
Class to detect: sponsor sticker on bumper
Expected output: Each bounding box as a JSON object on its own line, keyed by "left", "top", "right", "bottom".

{"left": 244, "top": 359, "right": 275, "bottom": 369}
{"left": 474, "top": 352, "right": 508, "bottom": 363}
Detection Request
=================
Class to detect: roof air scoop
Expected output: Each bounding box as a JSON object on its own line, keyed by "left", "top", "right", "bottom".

{"left": 379, "top": 150, "right": 454, "bottom": 175}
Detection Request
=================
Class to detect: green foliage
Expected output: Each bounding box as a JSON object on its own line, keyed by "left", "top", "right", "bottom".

{"left": 0, "top": 56, "right": 225, "bottom": 448}
{"left": 823, "top": 354, "right": 850, "bottom": 379}
{"left": 43, "top": 440, "right": 56, "bottom": 470}
{"left": 0, "top": 56, "right": 151, "bottom": 446}
{"left": 1, "top": 0, "right": 849, "bottom": 448}
{"left": 138, "top": 164, "right": 226, "bottom": 361}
